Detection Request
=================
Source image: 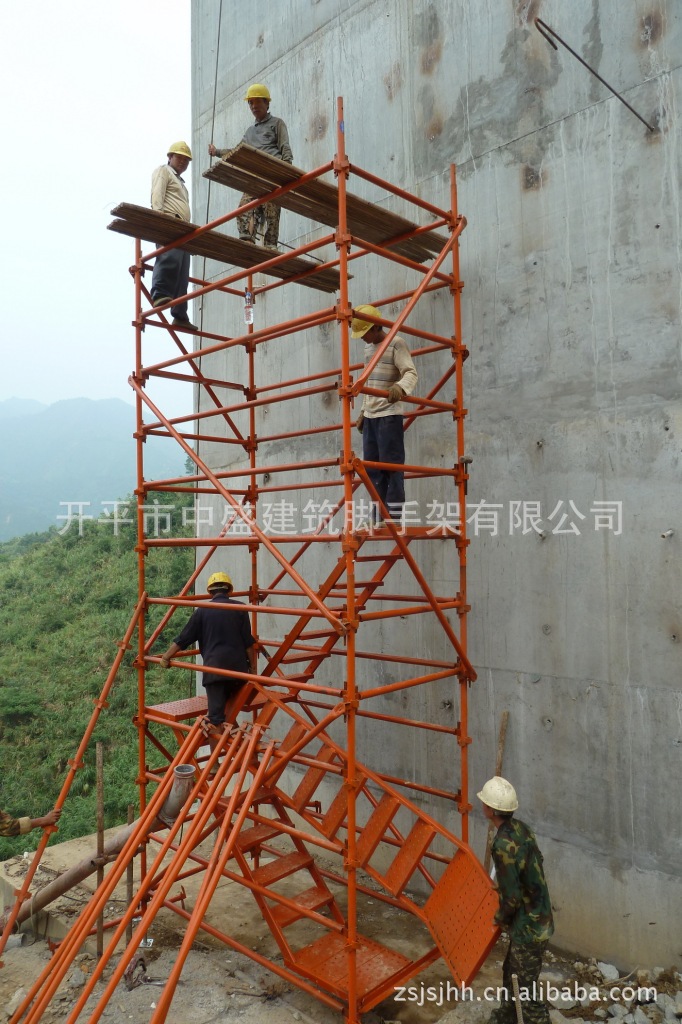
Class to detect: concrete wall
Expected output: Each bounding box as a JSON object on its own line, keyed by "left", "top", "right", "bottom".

{"left": 191, "top": 0, "right": 682, "bottom": 969}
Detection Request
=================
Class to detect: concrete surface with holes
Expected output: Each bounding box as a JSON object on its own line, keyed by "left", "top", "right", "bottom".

{"left": 189, "top": 0, "right": 682, "bottom": 968}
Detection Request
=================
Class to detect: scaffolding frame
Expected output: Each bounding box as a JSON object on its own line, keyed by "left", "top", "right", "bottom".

{"left": 6, "top": 99, "right": 499, "bottom": 1024}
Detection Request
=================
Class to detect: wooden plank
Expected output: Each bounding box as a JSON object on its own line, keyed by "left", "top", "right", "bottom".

{"left": 107, "top": 203, "right": 341, "bottom": 293}
{"left": 204, "top": 144, "right": 451, "bottom": 264}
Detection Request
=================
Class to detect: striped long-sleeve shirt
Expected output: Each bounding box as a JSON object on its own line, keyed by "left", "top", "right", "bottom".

{"left": 361, "top": 334, "right": 418, "bottom": 419}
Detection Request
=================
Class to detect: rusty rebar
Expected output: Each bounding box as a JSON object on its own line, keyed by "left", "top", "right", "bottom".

{"left": 535, "top": 18, "right": 656, "bottom": 132}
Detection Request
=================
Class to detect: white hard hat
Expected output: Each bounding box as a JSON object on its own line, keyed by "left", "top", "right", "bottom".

{"left": 477, "top": 776, "right": 518, "bottom": 812}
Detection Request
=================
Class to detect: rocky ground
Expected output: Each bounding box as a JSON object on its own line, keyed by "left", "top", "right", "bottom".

{"left": 3, "top": 931, "right": 681, "bottom": 1024}
{"left": 1, "top": 841, "right": 680, "bottom": 1024}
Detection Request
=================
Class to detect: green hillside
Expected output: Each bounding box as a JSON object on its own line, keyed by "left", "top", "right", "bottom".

{"left": 0, "top": 494, "right": 194, "bottom": 860}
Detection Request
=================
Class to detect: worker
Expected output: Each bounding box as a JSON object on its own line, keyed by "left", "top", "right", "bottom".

{"left": 352, "top": 305, "right": 418, "bottom": 526}
{"left": 0, "top": 806, "right": 61, "bottom": 838}
{"left": 208, "top": 83, "right": 293, "bottom": 249}
{"left": 160, "top": 572, "right": 257, "bottom": 731}
{"left": 150, "top": 141, "right": 197, "bottom": 330}
{"left": 478, "top": 776, "right": 554, "bottom": 1024}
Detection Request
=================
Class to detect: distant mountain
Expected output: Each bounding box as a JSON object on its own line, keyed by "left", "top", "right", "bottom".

{"left": 0, "top": 398, "right": 185, "bottom": 541}
{"left": 0, "top": 397, "right": 47, "bottom": 419}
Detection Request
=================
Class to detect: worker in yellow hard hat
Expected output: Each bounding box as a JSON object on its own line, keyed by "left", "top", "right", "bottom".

{"left": 208, "top": 84, "right": 293, "bottom": 249}
{"left": 160, "top": 570, "right": 257, "bottom": 730}
{"left": 150, "top": 141, "right": 197, "bottom": 330}
{"left": 478, "top": 777, "right": 554, "bottom": 1024}
{"left": 352, "top": 304, "right": 418, "bottom": 528}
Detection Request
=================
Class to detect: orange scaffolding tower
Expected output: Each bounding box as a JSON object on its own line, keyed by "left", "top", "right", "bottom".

{"left": 5, "top": 100, "right": 499, "bottom": 1024}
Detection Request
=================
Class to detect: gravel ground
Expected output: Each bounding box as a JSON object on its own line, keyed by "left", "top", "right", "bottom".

{"left": 4, "top": 931, "right": 681, "bottom": 1024}
{"left": 2, "top": 843, "right": 680, "bottom": 1024}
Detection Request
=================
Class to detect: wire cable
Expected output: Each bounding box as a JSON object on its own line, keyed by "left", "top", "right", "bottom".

{"left": 199, "top": 0, "right": 224, "bottom": 335}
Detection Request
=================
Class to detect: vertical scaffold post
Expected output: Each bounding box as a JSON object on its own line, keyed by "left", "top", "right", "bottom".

{"left": 335, "top": 94, "right": 360, "bottom": 1024}
{"left": 450, "top": 164, "right": 471, "bottom": 842}
{"left": 134, "top": 236, "right": 150, "bottom": 882}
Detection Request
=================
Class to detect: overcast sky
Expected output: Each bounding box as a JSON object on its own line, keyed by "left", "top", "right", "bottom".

{"left": 2, "top": 1, "right": 192, "bottom": 418}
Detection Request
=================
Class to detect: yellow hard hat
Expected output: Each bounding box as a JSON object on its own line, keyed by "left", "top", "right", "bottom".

{"left": 477, "top": 776, "right": 519, "bottom": 812}
{"left": 245, "top": 83, "right": 271, "bottom": 102}
{"left": 207, "top": 571, "right": 233, "bottom": 592}
{"left": 167, "top": 141, "right": 192, "bottom": 160}
{"left": 351, "top": 304, "right": 382, "bottom": 339}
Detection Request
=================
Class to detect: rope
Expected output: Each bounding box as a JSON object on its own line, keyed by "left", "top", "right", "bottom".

{"left": 199, "top": 0, "right": 224, "bottom": 335}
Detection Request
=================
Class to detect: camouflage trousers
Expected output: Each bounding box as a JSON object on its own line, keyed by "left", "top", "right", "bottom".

{"left": 237, "top": 192, "right": 281, "bottom": 247}
{"left": 488, "top": 939, "right": 550, "bottom": 1024}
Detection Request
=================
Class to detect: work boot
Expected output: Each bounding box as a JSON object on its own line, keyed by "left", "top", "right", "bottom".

{"left": 172, "top": 317, "right": 198, "bottom": 331}
{"left": 153, "top": 296, "right": 173, "bottom": 307}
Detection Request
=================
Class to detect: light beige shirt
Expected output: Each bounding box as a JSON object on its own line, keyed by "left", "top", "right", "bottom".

{"left": 361, "top": 334, "right": 418, "bottom": 418}
{"left": 151, "top": 163, "right": 190, "bottom": 221}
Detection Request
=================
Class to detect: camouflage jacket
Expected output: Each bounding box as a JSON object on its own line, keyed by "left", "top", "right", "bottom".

{"left": 0, "top": 808, "right": 32, "bottom": 837}
{"left": 491, "top": 817, "right": 554, "bottom": 944}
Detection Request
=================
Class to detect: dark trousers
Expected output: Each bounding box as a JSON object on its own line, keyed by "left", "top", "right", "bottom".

{"left": 151, "top": 248, "right": 190, "bottom": 319}
{"left": 362, "top": 415, "right": 405, "bottom": 520}
{"left": 204, "top": 680, "right": 243, "bottom": 726}
{"left": 489, "top": 939, "right": 550, "bottom": 1024}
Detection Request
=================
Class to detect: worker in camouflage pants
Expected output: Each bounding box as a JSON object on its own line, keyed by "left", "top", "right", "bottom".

{"left": 235, "top": 194, "right": 281, "bottom": 249}
{"left": 478, "top": 776, "right": 555, "bottom": 1024}
{"left": 208, "top": 83, "right": 293, "bottom": 250}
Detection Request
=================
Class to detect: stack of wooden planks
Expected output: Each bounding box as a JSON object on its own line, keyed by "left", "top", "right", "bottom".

{"left": 204, "top": 144, "right": 450, "bottom": 264}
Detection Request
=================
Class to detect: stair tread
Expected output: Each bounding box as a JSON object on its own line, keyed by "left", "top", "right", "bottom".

{"left": 269, "top": 885, "right": 334, "bottom": 927}
{"left": 251, "top": 850, "right": 313, "bottom": 886}
{"left": 356, "top": 793, "right": 401, "bottom": 866}
{"left": 319, "top": 786, "right": 349, "bottom": 839}
{"left": 292, "top": 931, "right": 411, "bottom": 998}
{"left": 146, "top": 695, "right": 208, "bottom": 721}
{"left": 382, "top": 819, "right": 436, "bottom": 895}
{"left": 292, "top": 745, "right": 338, "bottom": 811}
{"left": 235, "top": 823, "right": 282, "bottom": 853}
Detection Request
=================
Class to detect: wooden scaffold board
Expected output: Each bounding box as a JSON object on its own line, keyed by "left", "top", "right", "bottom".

{"left": 107, "top": 203, "right": 342, "bottom": 293}
{"left": 204, "top": 143, "right": 450, "bottom": 264}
